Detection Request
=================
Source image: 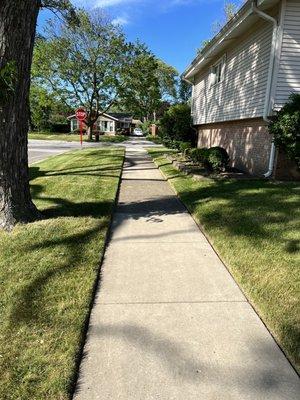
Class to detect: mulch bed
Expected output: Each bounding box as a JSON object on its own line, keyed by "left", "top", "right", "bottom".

{"left": 165, "top": 154, "right": 258, "bottom": 180}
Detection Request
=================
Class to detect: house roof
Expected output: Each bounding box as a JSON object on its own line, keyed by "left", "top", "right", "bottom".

{"left": 67, "top": 112, "right": 133, "bottom": 122}
{"left": 108, "top": 113, "right": 132, "bottom": 121}
{"left": 182, "top": 0, "right": 280, "bottom": 80}
{"left": 132, "top": 119, "right": 142, "bottom": 125}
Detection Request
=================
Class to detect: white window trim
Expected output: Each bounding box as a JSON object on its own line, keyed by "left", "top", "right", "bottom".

{"left": 210, "top": 55, "right": 226, "bottom": 88}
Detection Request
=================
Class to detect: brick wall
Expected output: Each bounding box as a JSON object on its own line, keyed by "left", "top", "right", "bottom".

{"left": 197, "top": 118, "right": 272, "bottom": 176}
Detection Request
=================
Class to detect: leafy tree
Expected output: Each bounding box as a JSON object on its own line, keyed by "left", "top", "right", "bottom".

{"left": 0, "top": 0, "right": 76, "bottom": 230}
{"left": 156, "top": 60, "right": 178, "bottom": 101}
{"left": 177, "top": 78, "right": 192, "bottom": 104}
{"left": 33, "top": 11, "right": 131, "bottom": 140}
{"left": 29, "top": 85, "right": 53, "bottom": 131}
{"left": 119, "top": 46, "right": 179, "bottom": 121}
{"left": 155, "top": 101, "right": 172, "bottom": 120}
{"left": 29, "top": 85, "right": 71, "bottom": 131}
{"left": 118, "top": 43, "right": 161, "bottom": 121}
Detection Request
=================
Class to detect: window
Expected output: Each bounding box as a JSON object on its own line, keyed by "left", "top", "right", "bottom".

{"left": 71, "top": 118, "right": 79, "bottom": 131}
{"left": 99, "top": 120, "right": 114, "bottom": 132}
{"left": 210, "top": 56, "right": 226, "bottom": 87}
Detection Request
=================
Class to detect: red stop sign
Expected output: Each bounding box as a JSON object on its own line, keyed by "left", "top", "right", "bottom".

{"left": 75, "top": 108, "right": 87, "bottom": 122}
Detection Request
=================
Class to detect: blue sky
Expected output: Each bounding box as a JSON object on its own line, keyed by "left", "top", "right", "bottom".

{"left": 37, "top": 0, "right": 242, "bottom": 73}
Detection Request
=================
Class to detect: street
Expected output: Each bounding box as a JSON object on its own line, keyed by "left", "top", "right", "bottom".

{"left": 28, "top": 138, "right": 160, "bottom": 164}
{"left": 28, "top": 139, "right": 99, "bottom": 164}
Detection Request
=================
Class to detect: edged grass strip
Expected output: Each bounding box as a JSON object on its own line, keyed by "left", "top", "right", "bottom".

{"left": 0, "top": 147, "right": 124, "bottom": 400}
{"left": 148, "top": 147, "right": 300, "bottom": 373}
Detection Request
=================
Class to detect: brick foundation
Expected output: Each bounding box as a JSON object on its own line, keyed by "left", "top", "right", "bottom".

{"left": 196, "top": 118, "right": 273, "bottom": 176}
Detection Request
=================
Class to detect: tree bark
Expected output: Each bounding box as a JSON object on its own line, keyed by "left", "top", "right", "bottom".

{"left": 0, "top": 0, "right": 41, "bottom": 230}
{"left": 87, "top": 124, "right": 93, "bottom": 141}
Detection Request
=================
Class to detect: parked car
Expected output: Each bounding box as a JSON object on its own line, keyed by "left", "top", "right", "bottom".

{"left": 133, "top": 128, "right": 144, "bottom": 136}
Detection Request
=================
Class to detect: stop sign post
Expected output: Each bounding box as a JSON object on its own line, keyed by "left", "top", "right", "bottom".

{"left": 75, "top": 108, "right": 87, "bottom": 148}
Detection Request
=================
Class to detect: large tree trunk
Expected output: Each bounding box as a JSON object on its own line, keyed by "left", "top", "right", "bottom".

{"left": 87, "top": 125, "right": 94, "bottom": 141}
{"left": 0, "top": 0, "right": 40, "bottom": 230}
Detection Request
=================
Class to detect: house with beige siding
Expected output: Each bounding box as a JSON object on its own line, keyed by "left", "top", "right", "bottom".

{"left": 68, "top": 112, "right": 133, "bottom": 135}
{"left": 183, "top": 0, "right": 300, "bottom": 178}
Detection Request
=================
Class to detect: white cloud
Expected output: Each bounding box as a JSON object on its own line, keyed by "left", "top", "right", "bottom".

{"left": 73, "top": 0, "right": 207, "bottom": 9}
{"left": 71, "top": 0, "right": 217, "bottom": 20}
{"left": 94, "top": 0, "right": 138, "bottom": 7}
{"left": 112, "top": 15, "right": 130, "bottom": 25}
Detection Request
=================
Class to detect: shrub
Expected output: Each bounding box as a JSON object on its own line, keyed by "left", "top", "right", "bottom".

{"left": 189, "top": 148, "right": 209, "bottom": 164}
{"left": 269, "top": 93, "right": 300, "bottom": 167}
{"left": 171, "top": 140, "right": 182, "bottom": 150}
{"left": 161, "top": 137, "right": 174, "bottom": 148}
{"left": 159, "top": 103, "right": 194, "bottom": 143}
{"left": 207, "top": 146, "right": 230, "bottom": 171}
{"left": 141, "top": 120, "right": 152, "bottom": 134}
{"left": 146, "top": 135, "right": 162, "bottom": 144}
{"left": 179, "top": 141, "right": 192, "bottom": 154}
{"left": 50, "top": 123, "right": 70, "bottom": 133}
{"left": 189, "top": 147, "right": 229, "bottom": 172}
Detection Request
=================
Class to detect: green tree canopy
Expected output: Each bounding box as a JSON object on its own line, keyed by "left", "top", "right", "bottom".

{"left": 29, "top": 84, "right": 72, "bottom": 131}
{"left": 118, "top": 43, "right": 161, "bottom": 120}
{"left": 156, "top": 60, "right": 178, "bottom": 100}
{"left": 33, "top": 10, "right": 130, "bottom": 138}
{"left": 177, "top": 78, "right": 192, "bottom": 104}
{"left": 119, "top": 48, "right": 179, "bottom": 120}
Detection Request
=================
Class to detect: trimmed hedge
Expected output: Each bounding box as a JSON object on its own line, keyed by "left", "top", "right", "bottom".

{"left": 207, "top": 146, "right": 230, "bottom": 172}
{"left": 190, "top": 146, "right": 229, "bottom": 172}
{"left": 190, "top": 148, "right": 209, "bottom": 164}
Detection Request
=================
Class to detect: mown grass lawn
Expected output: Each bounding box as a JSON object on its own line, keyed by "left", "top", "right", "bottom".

{"left": 0, "top": 148, "right": 124, "bottom": 399}
{"left": 28, "top": 132, "right": 128, "bottom": 143}
{"left": 148, "top": 148, "right": 300, "bottom": 372}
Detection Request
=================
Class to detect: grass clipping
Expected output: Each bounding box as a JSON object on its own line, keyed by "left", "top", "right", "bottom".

{"left": 0, "top": 148, "right": 124, "bottom": 400}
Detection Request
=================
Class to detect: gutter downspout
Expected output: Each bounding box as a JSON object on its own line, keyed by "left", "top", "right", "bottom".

{"left": 251, "top": 0, "right": 278, "bottom": 178}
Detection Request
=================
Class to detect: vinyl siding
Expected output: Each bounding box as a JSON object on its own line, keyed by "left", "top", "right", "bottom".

{"left": 192, "top": 21, "right": 273, "bottom": 124}
{"left": 274, "top": 0, "right": 300, "bottom": 109}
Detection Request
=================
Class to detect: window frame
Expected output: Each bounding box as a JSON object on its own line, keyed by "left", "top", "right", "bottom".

{"left": 210, "top": 55, "right": 226, "bottom": 88}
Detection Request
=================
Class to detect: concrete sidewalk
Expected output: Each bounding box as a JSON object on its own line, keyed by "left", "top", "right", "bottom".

{"left": 74, "top": 146, "right": 300, "bottom": 400}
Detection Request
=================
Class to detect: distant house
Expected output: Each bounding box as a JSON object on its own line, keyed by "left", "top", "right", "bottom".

{"left": 68, "top": 112, "right": 134, "bottom": 135}
{"left": 183, "top": 0, "right": 300, "bottom": 178}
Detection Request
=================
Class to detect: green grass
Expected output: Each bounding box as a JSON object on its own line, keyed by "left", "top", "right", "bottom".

{"left": 148, "top": 148, "right": 300, "bottom": 372}
{"left": 0, "top": 148, "right": 124, "bottom": 399}
{"left": 28, "top": 132, "right": 128, "bottom": 143}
